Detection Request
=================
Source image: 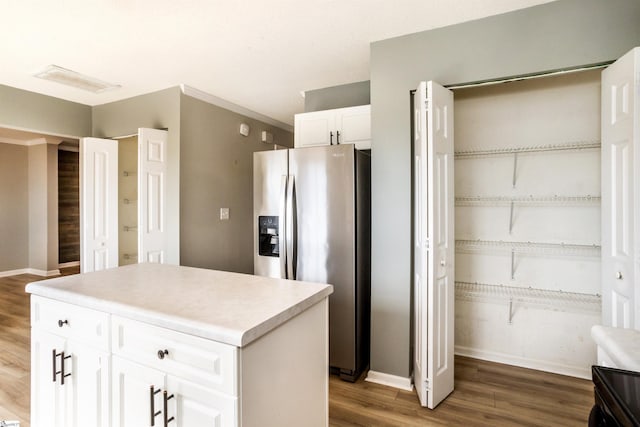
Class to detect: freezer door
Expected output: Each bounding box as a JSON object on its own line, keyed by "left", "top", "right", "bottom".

{"left": 289, "top": 144, "right": 356, "bottom": 370}
{"left": 253, "top": 149, "right": 288, "bottom": 278}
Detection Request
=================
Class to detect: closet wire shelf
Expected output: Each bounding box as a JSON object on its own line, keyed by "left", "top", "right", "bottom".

{"left": 455, "top": 195, "right": 601, "bottom": 206}
{"left": 454, "top": 140, "right": 601, "bottom": 158}
{"left": 455, "top": 281, "right": 602, "bottom": 320}
{"left": 456, "top": 239, "right": 601, "bottom": 257}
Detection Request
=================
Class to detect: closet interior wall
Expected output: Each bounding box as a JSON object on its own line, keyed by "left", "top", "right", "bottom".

{"left": 452, "top": 69, "right": 602, "bottom": 378}
{"left": 58, "top": 148, "right": 79, "bottom": 265}
{"left": 118, "top": 136, "right": 138, "bottom": 266}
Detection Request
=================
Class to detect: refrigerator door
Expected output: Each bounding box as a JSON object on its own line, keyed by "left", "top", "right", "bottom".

{"left": 289, "top": 144, "right": 356, "bottom": 371}
{"left": 253, "top": 149, "right": 288, "bottom": 278}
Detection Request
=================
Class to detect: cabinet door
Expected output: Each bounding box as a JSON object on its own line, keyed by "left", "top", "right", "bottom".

{"left": 112, "top": 357, "right": 165, "bottom": 427}
{"left": 64, "top": 340, "right": 110, "bottom": 427}
{"left": 166, "top": 375, "right": 237, "bottom": 427}
{"left": 294, "top": 110, "right": 335, "bottom": 148}
{"left": 31, "top": 330, "right": 66, "bottom": 427}
{"left": 335, "top": 105, "right": 371, "bottom": 149}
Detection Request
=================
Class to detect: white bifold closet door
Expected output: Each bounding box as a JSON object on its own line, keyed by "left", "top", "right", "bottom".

{"left": 80, "top": 137, "right": 118, "bottom": 273}
{"left": 80, "top": 128, "right": 169, "bottom": 273}
{"left": 413, "top": 81, "right": 455, "bottom": 409}
{"left": 601, "top": 47, "right": 640, "bottom": 330}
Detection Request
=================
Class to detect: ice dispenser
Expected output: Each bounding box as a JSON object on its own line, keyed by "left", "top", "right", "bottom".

{"left": 258, "top": 216, "right": 279, "bottom": 257}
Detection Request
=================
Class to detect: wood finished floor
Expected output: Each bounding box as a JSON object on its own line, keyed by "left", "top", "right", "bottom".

{"left": 1, "top": 269, "right": 594, "bottom": 426}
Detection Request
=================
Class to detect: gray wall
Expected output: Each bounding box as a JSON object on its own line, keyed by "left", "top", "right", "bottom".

{"left": 27, "top": 144, "right": 59, "bottom": 273}
{"left": 0, "top": 143, "right": 29, "bottom": 271}
{"left": 92, "top": 87, "right": 182, "bottom": 265}
{"left": 304, "top": 81, "right": 370, "bottom": 112}
{"left": 180, "top": 93, "right": 293, "bottom": 273}
{"left": 0, "top": 84, "right": 91, "bottom": 137}
{"left": 0, "top": 85, "right": 88, "bottom": 274}
{"left": 369, "top": 0, "right": 640, "bottom": 377}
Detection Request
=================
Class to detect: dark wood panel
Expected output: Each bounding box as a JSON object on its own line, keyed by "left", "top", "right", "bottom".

{"left": 58, "top": 150, "right": 79, "bottom": 263}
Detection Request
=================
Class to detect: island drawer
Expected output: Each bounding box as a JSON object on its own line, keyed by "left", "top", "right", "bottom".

{"left": 111, "top": 315, "right": 238, "bottom": 396}
{"left": 31, "top": 295, "right": 110, "bottom": 351}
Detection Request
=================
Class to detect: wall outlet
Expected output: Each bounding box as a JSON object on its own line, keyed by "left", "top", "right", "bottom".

{"left": 220, "top": 208, "right": 229, "bottom": 220}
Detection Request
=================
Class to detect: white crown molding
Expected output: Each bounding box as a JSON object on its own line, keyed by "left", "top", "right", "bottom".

{"left": 180, "top": 84, "right": 293, "bottom": 133}
{"left": 0, "top": 137, "right": 59, "bottom": 146}
{"left": 0, "top": 123, "right": 80, "bottom": 146}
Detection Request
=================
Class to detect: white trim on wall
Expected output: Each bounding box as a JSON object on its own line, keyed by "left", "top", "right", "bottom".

{"left": 180, "top": 85, "right": 294, "bottom": 133}
{"left": 455, "top": 346, "right": 591, "bottom": 380}
{"left": 0, "top": 268, "right": 60, "bottom": 278}
{"left": 365, "top": 370, "right": 414, "bottom": 391}
{"left": 0, "top": 123, "right": 80, "bottom": 145}
{"left": 58, "top": 261, "right": 80, "bottom": 269}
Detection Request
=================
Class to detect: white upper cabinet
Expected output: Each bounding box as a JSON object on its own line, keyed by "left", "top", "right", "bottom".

{"left": 294, "top": 105, "right": 371, "bottom": 149}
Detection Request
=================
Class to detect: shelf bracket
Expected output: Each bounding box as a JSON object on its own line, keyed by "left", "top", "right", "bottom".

{"left": 511, "top": 249, "right": 516, "bottom": 280}
{"left": 512, "top": 153, "right": 518, "bottom": 188}
{"left": 508, "top": 297, "right": 514, "bottom": 324}
{"left": 509, "top": 201, "right": 515, "bottom": 234}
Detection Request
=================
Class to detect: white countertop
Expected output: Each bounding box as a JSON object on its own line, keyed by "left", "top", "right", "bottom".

{"left": 592, "top": 325, "right": 640, "bottom": 372}
{"left": 26, "top": 263, "right": 333, "bottom": 347}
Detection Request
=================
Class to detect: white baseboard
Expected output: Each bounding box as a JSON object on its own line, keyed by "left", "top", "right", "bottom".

{"left": 0, "top": 268, "right": 30, "bottom": 278}
{"left": 0, "top": 268, "right": 61, "bottom": 278}
{"left": 365, "top": 370, "right": 414, "bottom": 391}
{"left": 455, "top": 345, "right": 591, "bottom": 380}
{"left": 58, "top": 261, "right": 80, "bottom": 269}
{"left": 25, "top": 268, "right": 60, "bottom": 277}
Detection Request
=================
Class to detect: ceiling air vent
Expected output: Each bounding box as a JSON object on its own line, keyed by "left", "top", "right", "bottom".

{"left": 34, "top": 65, "right": 121, "bottom": 93}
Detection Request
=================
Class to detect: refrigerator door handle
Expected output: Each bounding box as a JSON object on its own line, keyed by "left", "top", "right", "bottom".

{"left": 286, "top": 175, "right": 297, "bottom": 280}
{"left": 279, "top": 175, "right": 288, "bottom": 279}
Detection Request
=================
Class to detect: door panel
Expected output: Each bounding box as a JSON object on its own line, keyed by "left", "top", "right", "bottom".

{"left": 65, "top": 341, "right": 110, "bottom": 427}
{"left": 80, "top": 137, "right": 118, "bottom": 273}
{"left": 289, "top": 144, "right": 356, "bottom": 371}
{"left": 426, "top": 81, "right": 454, "bottom": 409}
{"left": 413, "top": 81, "right": 454, "bottom": 409}
{"left": 138, "top": 128, "right": 169, "bottom": 264}
{"left": 253, "top": 150, "right": 289, "bottom": 278}
{"left": 166, "top": 376, "right": 237, "bottom": 427}
{"left": 601, "top": 47, "right": 639, "bottom": 330}
{"left": 294, "top": 111, "right": 335, "bottom": 148}
{"left": 413, "top": 81, "right": 428, "bottom": 407}
{"left": 31, "top": 330, "right": 66, "bottom": 427}
{"left": 112, "top": 357, "right": 165, "bottom": 427}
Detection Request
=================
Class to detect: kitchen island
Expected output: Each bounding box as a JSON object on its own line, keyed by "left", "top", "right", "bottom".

{"left": 26, "top": 263, "right": 333, "bottom": 427}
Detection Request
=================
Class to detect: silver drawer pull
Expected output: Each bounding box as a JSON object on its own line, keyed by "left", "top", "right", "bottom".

{"left": 157, "top": 349, "right": 169, "bottom": 360}
{"left": 58, "top": 319, "right": 69, "bottom": 327}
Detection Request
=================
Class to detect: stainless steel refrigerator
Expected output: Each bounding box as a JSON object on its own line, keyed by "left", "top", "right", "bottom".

{"left": 253, "top": 144, "right": 370, "bottom": 381}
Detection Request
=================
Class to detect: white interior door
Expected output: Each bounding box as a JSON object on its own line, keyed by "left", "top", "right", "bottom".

{"left": 80, "top": 137, "right": 118, "bottom": 273}
{"left": 138, "top": 128, "right": 169, "bottom": 264}
{"left": 601, "top": 47, "right": 640, "bottom": 330}
{"left": 413, "top": 81, "right": 455, "bottom": 409}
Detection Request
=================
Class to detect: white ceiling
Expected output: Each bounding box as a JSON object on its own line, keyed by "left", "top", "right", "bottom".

{"left": 0, "top": 0, "right": 555, "bottom": 129}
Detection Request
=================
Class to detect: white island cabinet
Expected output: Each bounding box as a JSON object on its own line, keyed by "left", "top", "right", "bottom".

{"left": 26, "top": 263, "right": 333, "bottom": 427}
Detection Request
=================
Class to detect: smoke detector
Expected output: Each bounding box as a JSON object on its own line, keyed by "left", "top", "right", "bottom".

{"left": 34, "top": 65, "right": 121, "bottom": 93}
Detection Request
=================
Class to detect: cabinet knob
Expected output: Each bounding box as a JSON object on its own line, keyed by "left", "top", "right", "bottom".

{"left": 157, "top": 349, "right": 169, "bottom": 360}
{"left": 58, "top": 319, "right": 68, "bottom": 327}
{"left": 616, "top": 271, "right": 623, "bottom": 280}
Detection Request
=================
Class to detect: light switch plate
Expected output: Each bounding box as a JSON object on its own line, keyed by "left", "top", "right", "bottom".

{"left": 220, "top": 208, "right": 229, "bottom": 220}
